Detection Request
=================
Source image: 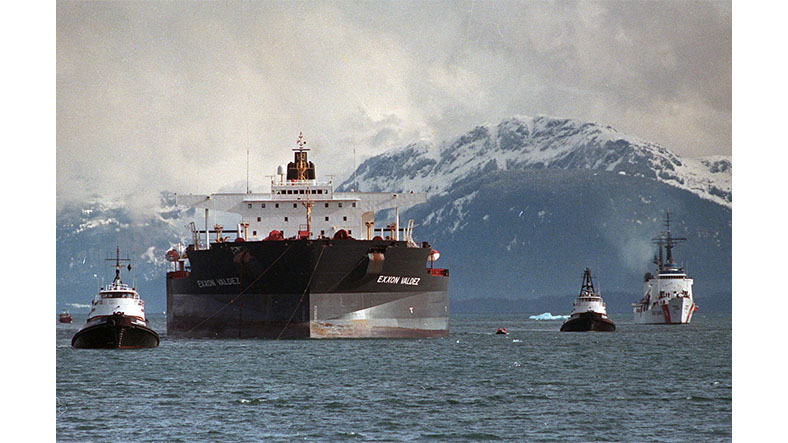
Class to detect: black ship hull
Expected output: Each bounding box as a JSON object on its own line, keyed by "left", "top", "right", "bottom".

{"left": 166, "top": 239, "right": 450, "bottom": 338}
{"left": 71, "top": 313, "right": 160, "bottom": 349}
{"left": 560, "top": 312, "right": 616, "bottom": 332}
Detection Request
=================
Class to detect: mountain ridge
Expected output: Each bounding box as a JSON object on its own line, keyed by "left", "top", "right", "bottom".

{"left": 339, "top": 115, "right": 731, "bottom": 208}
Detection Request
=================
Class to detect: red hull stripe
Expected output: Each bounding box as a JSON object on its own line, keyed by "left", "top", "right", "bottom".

{"left": 662, "top": 304, "right": 672, "bottom": 323}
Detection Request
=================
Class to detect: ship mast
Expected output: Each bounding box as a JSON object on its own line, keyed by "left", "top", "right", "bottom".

{"left": 294, "top": 132, "right": 314, "bottom": 238}
{"left": 652, "top": 210, "right": 686, "bottom": 269}
{"left": 302, "top": 188, "right": 313, "bottom": 238}
{"left": 580, "top": 268, "right": 596, "bottom": 296}
{"left": 106, "top": 245, "right": 131, "bottom": 284}
{"left": 295, "top": 132, "right": 308, "bottom": 180}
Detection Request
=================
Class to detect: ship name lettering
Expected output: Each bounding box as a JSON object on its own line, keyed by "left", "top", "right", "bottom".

{"left": 197, "top": 279, "right": 217, "bottom": 288}
{"left": 216, "top": 277, "right": 240, "bottom": 286}
{"left": 198, "top": 278, "right": 240, "bottom": 287}
{"left": 377, "top": 276, "right": 420, "bottom": 286}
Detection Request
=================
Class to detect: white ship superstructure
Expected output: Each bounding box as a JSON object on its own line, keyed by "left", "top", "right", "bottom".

{"left": 632, "top": 211, "right": 697, "bottom": 324}
{"left": 176, "top": 133, "right": 426, "bottom": 244}
{"left": 88, "top": 274, "right": 147, "bottom": 323}
{"left": 568, "top": 278, "right": 608, "bottom": 318}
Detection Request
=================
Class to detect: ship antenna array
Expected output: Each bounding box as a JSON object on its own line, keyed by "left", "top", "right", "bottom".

{"left": 581, "top": 268, "right": 596, "bottom": 295}
{"left": 106, "top": 245, "right": 131, "bottom": 283}
{"left": 652, "top": 210, "right": 686, "bottom": 267}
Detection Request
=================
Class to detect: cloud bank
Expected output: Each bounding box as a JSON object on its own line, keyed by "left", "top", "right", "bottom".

{"left": 57, "top": 0, "right": 731, "bottom": 208}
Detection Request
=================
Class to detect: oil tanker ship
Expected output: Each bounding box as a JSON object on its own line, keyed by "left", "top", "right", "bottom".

{"left": 166, "top": 133, "right": 449, "bottom": 338}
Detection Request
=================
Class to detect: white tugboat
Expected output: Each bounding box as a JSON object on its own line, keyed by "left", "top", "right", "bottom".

{"left": 72, "top": 247, "right": 160, "bottom": 348}
{"left": 632, "top": 211, "right": 697, "bottom": 324}
{"left": 560, "top": 268, "right": 616, "bottom": 332}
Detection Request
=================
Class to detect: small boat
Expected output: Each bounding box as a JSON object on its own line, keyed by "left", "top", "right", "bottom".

{"left": 72, "top": 247, "right": 160, "bottom": 349}
{"left": 560, "top": 268, "right": 616, "bottom": 332}
{"left": 58, "top": 312, "right": 72, "bottom": 323}
{"left": 495, "top": 328, "right": 508, "bottom": 335}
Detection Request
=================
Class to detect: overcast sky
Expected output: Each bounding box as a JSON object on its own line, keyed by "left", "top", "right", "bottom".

{"left": 56, "top": 0, "right": 731, "bottom": 209}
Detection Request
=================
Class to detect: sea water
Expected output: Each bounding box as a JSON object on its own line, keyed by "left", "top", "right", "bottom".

{"left": 56, "top": 313, "right": 731, "bottom": 442}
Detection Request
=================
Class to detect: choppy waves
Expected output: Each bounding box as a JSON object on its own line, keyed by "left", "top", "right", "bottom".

{"left": 56, "top": 314, "right": 731, "bottom": 441}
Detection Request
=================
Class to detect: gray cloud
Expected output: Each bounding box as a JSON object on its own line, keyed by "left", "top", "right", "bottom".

{"left": 57, "top": 0, "right": 730, "bottom": 208}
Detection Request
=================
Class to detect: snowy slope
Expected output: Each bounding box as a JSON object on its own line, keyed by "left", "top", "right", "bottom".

{"left": 340, "top": 115, "right": 731, "bottom": 208}
{"left": 56, "top": 192, "right": 194, "bottom": 312}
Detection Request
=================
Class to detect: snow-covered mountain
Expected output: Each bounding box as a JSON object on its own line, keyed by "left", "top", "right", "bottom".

{"left": 339, "top": 115, "right": 731, "bottom": 208}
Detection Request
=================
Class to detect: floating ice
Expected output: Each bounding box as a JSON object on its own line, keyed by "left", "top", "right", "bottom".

{"left": 529, "top": 312, "right": 569, "bottom": 321}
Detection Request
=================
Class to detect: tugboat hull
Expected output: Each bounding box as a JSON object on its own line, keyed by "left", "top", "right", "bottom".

{"left": 72, "top": 314, "right": 160, "bottom": 349}
{"left": 560, "top": 312, "right": 616, "bottom": 332}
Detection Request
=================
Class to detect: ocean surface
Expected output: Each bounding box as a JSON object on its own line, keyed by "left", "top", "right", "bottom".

{"left": 56, "top": 313, "right": 731, "bottom": 442}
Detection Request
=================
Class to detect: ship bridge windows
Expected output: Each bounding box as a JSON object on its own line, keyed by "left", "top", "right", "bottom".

{"left": 102, "top": 292, "right": 136, "bottom": 299}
